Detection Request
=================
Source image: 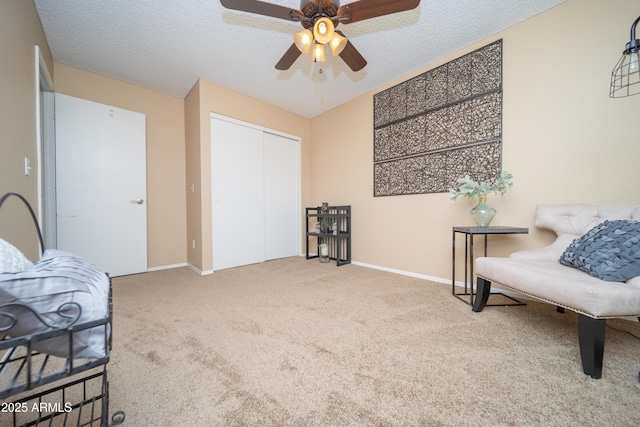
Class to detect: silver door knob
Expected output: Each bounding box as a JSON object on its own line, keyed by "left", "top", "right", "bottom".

{"left": 130, "top": 199, "right": 144, "bottom": 204}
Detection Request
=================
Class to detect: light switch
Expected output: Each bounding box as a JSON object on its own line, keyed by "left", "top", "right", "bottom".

{"left": 24, "top": 157, "right": 31, "bottom": 176}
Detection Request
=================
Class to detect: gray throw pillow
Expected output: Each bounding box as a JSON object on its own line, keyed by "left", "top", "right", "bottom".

{"left": 559, "top": 219, "right": 640, "bottom": 282}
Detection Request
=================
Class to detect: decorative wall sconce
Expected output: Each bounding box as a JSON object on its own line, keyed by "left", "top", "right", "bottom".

{"left": 610, "top": 16, "right": 640, "bottom": 98}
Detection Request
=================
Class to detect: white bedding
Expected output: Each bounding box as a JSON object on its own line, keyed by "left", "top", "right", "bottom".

{"left": 0, "top": 249, "right": 110, "bottom": 359}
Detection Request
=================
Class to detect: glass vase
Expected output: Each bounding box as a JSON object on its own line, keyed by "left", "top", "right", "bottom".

{"left": 319, "top": 243, "right": 330, "bottom": 263}
{"left": 470, "top": 195, "right": 496, "bottom": 227}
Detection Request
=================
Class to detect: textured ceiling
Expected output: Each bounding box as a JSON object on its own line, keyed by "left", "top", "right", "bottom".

{"left": 34, "top": 0, "right": 565, "bottom": 118}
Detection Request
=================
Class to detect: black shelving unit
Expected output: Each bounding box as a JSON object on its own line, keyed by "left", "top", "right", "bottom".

{"left": 305, "top": 205, "right": 351, "bottom": 266}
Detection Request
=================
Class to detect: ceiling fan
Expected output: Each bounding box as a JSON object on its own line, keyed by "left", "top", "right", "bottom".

{"left": 220, "top": 0, "right": 420, "bottom": 71}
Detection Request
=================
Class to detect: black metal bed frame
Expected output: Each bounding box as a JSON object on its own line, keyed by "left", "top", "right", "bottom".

{"left": 0, "top": 192, "right": 124, "bottom": 426}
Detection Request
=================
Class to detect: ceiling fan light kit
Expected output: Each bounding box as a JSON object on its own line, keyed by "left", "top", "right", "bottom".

{"left": 220, "top": 0, "right": 421, "bottom": 72}
{"left": 294, "top": 29, "right": 313, "bottom": 54}
{"left": 310, "top": 42, "right": 327, "bottom": 62}
{"left": 329, "top": 32, "right": 347, "bottom": 56}
{"left": 297, "top": 16, "right": 346, "bottom": 58}
{"left": 313, "top": 17, "right": 335, "bottom": 44}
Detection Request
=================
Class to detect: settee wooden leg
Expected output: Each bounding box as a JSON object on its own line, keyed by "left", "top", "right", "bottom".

{"left": 472, "top": 277, "right": 491, "bottom": 312}
{"left": 578, "top": 315, "right": 605, "bottom": 379}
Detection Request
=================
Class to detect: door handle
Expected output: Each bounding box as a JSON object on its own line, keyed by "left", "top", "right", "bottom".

{"left": 130, "top": 199, "right": 144, "bottom": 204}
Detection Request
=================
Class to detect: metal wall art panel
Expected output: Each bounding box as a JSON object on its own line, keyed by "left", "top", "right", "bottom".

{"left": 373, "top": 40, "right": 503, "bottom": 197}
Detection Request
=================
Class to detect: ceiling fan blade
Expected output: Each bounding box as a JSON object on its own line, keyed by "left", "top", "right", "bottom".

{"left": 220, "top": 0, "right": 300, "bottom": 21}
{"left": 275, "top": 43, "right": 302, "bottom": 70}
{"left": 338, "top": 0, "right": 420, "bottom": 24}
{"left": 336, "top": 32, "right": 367, "bottom": 71}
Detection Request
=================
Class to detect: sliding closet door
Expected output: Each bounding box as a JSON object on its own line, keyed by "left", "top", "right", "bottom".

{"left": 264, "top": 132, "right": 299, "bottom": 260}
{"left": 211, "top": 115, "right": 300, "bottom": 272}
{"left": 211, "top": 118, "right": 265, "bottom": 270}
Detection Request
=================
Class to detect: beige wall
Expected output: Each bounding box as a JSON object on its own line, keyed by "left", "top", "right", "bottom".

{"left": 53, "top": 64, "right": 187, "bottom": 269}
{"left": 184, "top": 81, "right": 203, "bottom": 270}
{"left": 310, "top": 0, "right": 640, "bottom": 282}
{"left": 0, "top": 0, "right": 53, "bottom": 259}
{"left": 185, "top": 79, "right": 312, "bottom": 273}
{"left": 4, "top": 0, "right": 638, "bottom": 282}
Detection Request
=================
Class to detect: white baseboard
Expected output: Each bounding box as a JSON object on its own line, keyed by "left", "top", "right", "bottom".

{"left": 146, "top": 262, "right": 214, "bottom": 276}
{"left": 147, "top": 262, "right": 188, "bottom": 272}
{"left": 351, "top": 261, "right": 450, "bottom": 284}
{"left": 187, "top": 263, "right": 213, "bottom": 276}
{"left": 351, "top": 260, "right": 527, "bottom": 301}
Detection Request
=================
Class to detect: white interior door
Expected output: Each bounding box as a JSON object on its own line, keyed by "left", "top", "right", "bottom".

{"left": 211, "top": 118, "right": 265, "bottom": 270}
{"left": 55, "top": 94, "right": 147, "bottom": 277}
{"left": 36, "top": 45, "right": 56, "bottom": 250}
{"left": 264, "top": 132, "right": 299, "bottom": 260}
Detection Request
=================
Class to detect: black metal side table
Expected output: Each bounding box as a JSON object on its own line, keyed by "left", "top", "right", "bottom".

{"left": 452, "top": 226, "right": 529, "bottom": 307}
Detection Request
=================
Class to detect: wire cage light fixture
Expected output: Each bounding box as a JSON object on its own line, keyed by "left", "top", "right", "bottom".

{"left": 610, "top": 16, "right": 640, "bottom": 98}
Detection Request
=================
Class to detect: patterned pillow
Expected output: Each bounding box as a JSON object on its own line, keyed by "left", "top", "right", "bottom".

{"left": 0, "top": 238, "right": 32, "bottom": 273}
{"left": 559, "top": 220, "right": 640, "bottom": 282}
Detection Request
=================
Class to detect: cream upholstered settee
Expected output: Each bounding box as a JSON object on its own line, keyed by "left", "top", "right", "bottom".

{"left": 472, "top": 204, "right": 640, "bottom": 379}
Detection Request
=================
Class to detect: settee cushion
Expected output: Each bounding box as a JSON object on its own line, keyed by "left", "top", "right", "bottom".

{"left": 559, "top": 220, "right": 640, "bottom": 282}
{"left": 475, "top": 257, "right": 640, "bottom": 317}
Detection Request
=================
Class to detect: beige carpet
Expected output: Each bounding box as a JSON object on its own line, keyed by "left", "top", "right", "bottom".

{"left": 108, "top": 257, "right": 640, "bottom": 426}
